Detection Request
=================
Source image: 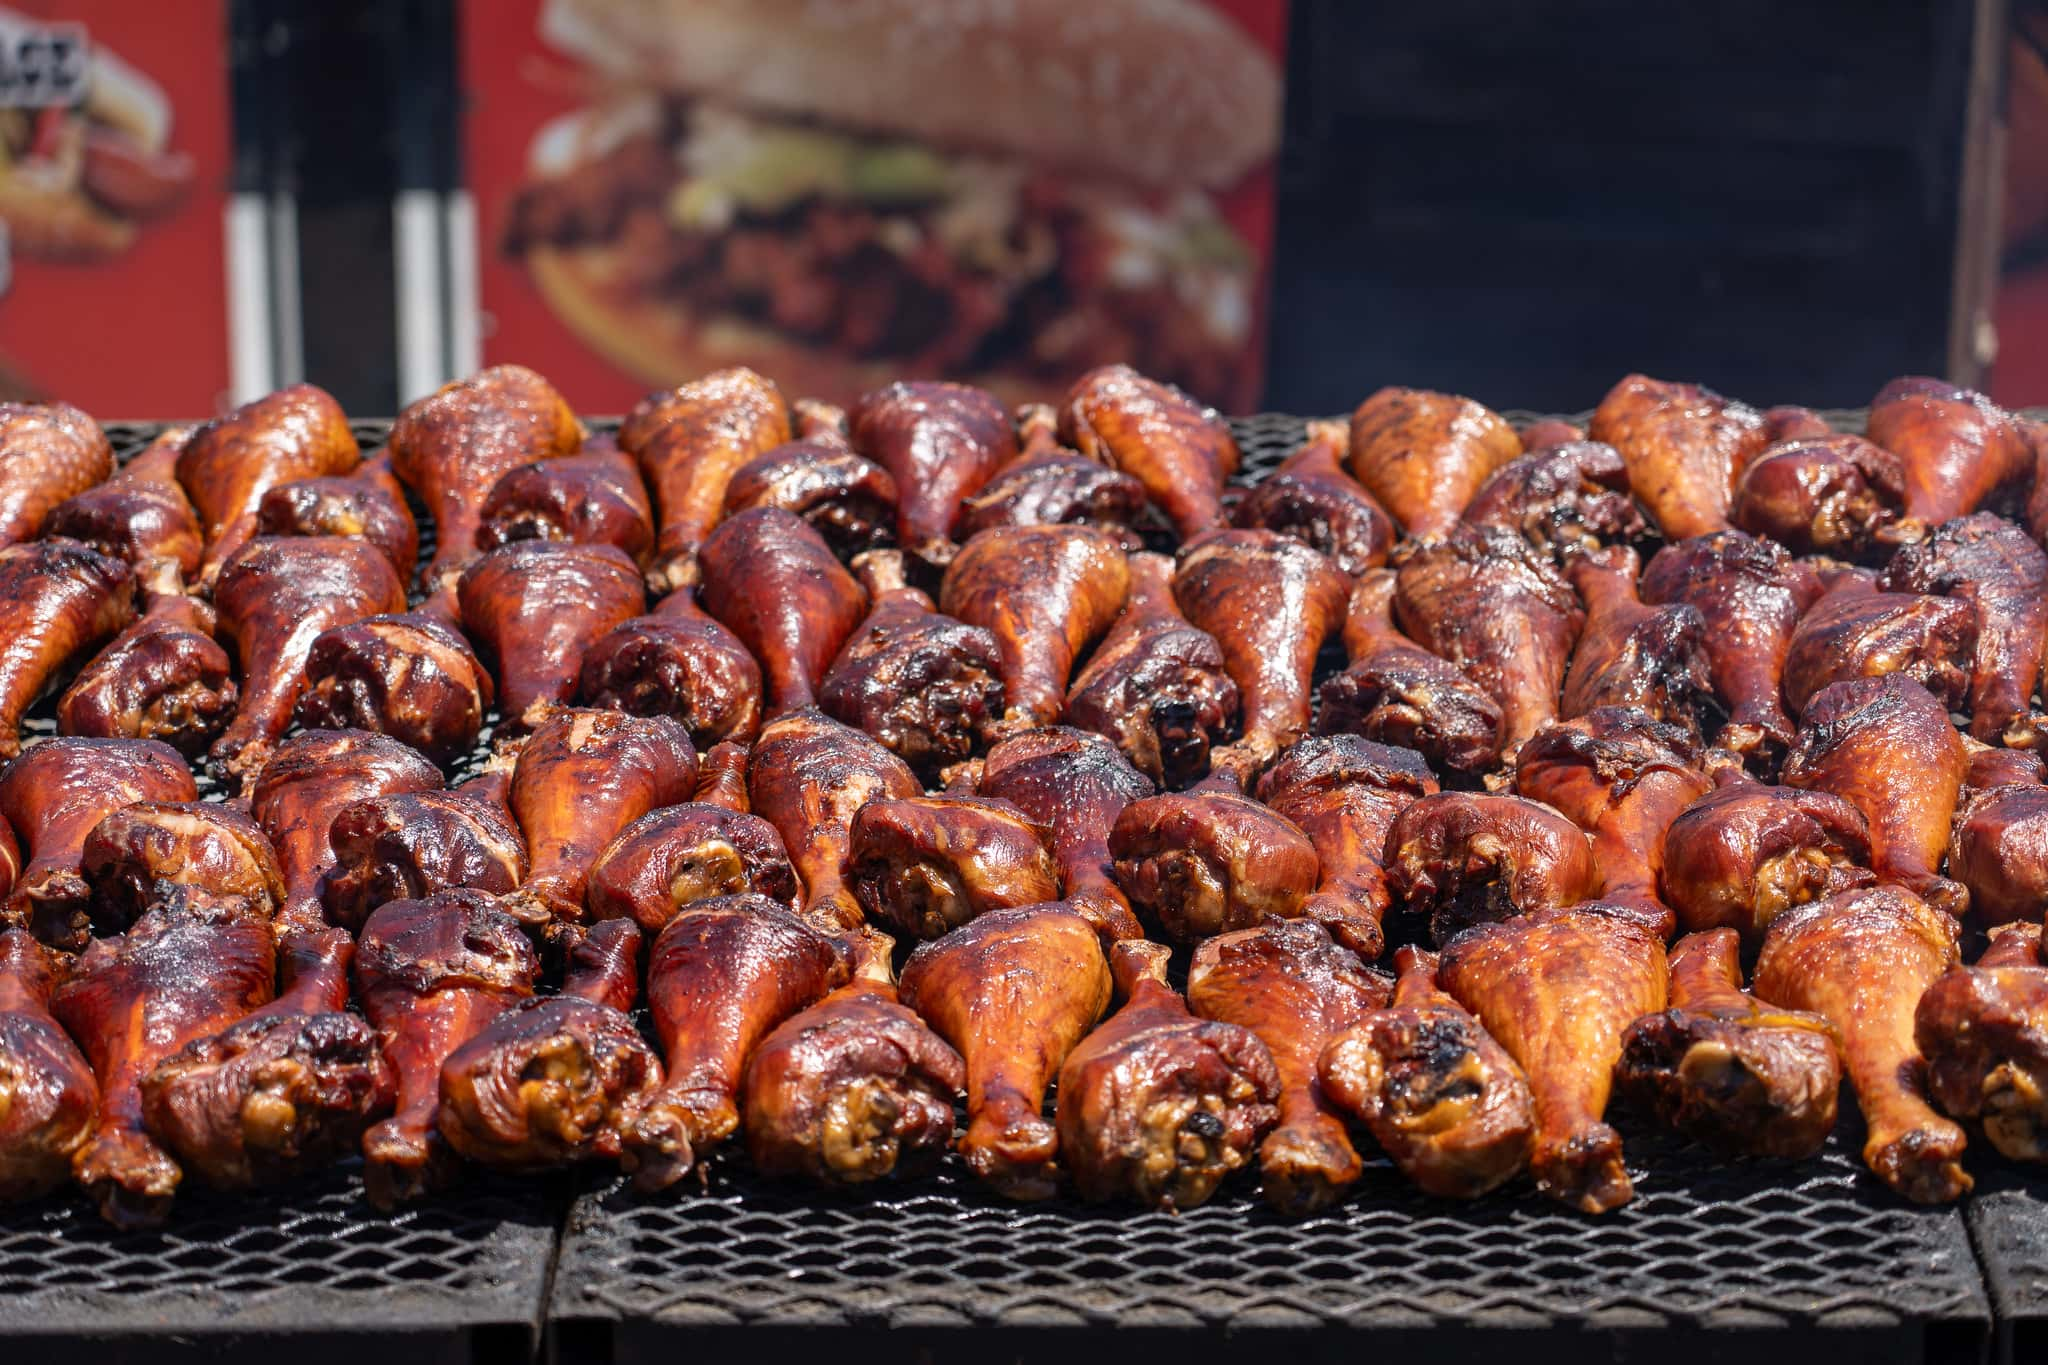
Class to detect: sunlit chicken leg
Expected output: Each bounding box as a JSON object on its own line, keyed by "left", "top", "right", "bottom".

{"left": 0, "top": 928, "right": 97, "bottom": 1201}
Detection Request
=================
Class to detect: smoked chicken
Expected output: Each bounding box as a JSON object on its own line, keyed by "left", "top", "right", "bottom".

{"left": 322, "top": 765, "right": 528, "bottom": 932}
{"left": 1316, "top": 569, "right": 1503, "bottom": 776}
{"left": 1187, "top": 919, "right": 1390, "bottom": 1212}
{"left": 80, "top": 800, "right": 285, "bottom": 936}
{"left": 476, "top": 446, "right": 655, "bottom": 566}
{"left": 1657, "top": 770, "right": 1875, "bottom": 944}
{"left": 1254, "top": 735, "right": 1437, "bottom": 959}
{"left": 256, "top": 455, "right": 419, "bottom": 584}
{"left": 178, "top": 383, "right": 360, "bottom": 586}
{"left": 898, "top": 902, "right": 1111, "bottom": 1199}
{"left": 1950, "top": 781, "right": 2048, "bottom": 925}
{"left": 1561, "top": 547, "right": 1713, "bottom": 734}
{"left": 1780, "top": 674, "right": 1967, "bottom": 916}
{"left": 42, "top": 425, "right": 202, "bottom": 578}
{"left": 354, "top": 889, "right": 539, "bottom": 1207}
{"left": 1346, "top": 386, "right": 1522, "bottom": 538}
{"left": 1865, "top": 377, "right": 2032, "bottom": 534}
{"left": 850, "top": 380, "right": 1014, "bottom": 567}
{"left": 57, "top": 567, "right": 236, "bottom": 754}
{"left": 1731, "top": 433, "right": 1904, "bottom": 559}
{"left": 723, "top": 438, "right": 898, "bottom": 561}
{"left": 1588, "top": 374, "right": 1770, "bottom": 541}
{"left": 458, "top": 540, "right": 646, "bottom": 730}
{"left": 585, "top": 803, "right": 799, "bottom": 930}
{"left": 741, "top": 927, "right": 966, "bottom": 1186}
{"left": 1393, "top": 523, "right": 1584, "bottom": 761}
{"left": 624, "top": 893, "right": 849, "bottom": 1188}
{"left": 941, "top": 524, "right": 1129, "bottom": 736}
{"left": 1173, "top": 528, "right": 1348, "bottom": 788}
{"left": 1383, "top": 791, "right": 1600, "bottom": 946}
{"left": 1063, "top": 550, "right": 1239, "bottom": 789}
{"left": 975, "top": 726, "right": 1151, "bottom": 942}
{"left": 1437, "top": 901, "right": 1668, "bottom": 1213}
{"left": 389, "top": 364, "right": 583, "bottom": 602}
{"left": 1059, "top": 364, "right": 1238, "bottom": 541}
{"left": 1461, "top": 439, "right": 1647, "bottom": 557}
{"left": 0, "top": 928, "right": 97, "bottom": 1201}
{"left": 577, "top": 588, "right": 765, "bottom": 748}
{"left": 699, "top": 508, "right": 867, "bottom": 717}
{"left": 1916, "top": 928, "right": 2048, "bottom": 1162}
{"left": 1617, "top": 928, "right": 1841, "bottom": 1158}
{"left": 296, "top": 610, "right": 493, "bottom": 763}
{"left": 1319, "top": 944, "right": 1533, "bottom": 1199}
{"left": 0, "top": 402, "right": 115, "bottom": 546}
{"left": 1108, "top": 791, "right": 1319, "bottom": 945}
{"left": 1779, "top": 570, "right": 1977, "bottom": 716}
{"left": 745, "top": 709, "right": 918, "bottom": 931}
{"left": 1229, "top": 420, "right": 1395, "bottom": 574}
{"left": 958, "top": 443, "right": 1150, "bottom": 549}
{"left": 847, "top": 794, "right": 1057, "bottom": 939}
{"left": 620, "top": 366, "right": 790, "bottom": 592}
{"left": 1754, "top": 886, "right": 1969, "bottom": 1202}
{"left": 0, "top": 537, "right": 135, "bottom": 759}
{"left": 819, "top": 549, "right": 1005, "bottom": 780}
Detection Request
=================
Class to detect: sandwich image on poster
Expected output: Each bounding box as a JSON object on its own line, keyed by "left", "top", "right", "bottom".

{"left": 485, "top": 0, "right": 1283, "bottom": 409}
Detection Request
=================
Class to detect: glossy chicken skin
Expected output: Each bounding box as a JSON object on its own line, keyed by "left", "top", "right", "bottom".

{"left": 577, "top": 588, "right": 764, "bottom": 748}
{"left": 694, "top": 741, "right": 751, "bottom": 811}
{"left": 507, "top": 707, "right": 698, "bottom": 928}
{"left": 1514, "top": 709, "right": 1713, "bottom": 936}
{"left": 1346, "top": 387, "right": 1522, "bottom": 537}
{"left": 1561, "top": 547, "right": 1712, "bottom": 733}
{"left": 1658, "top": 771, "right": 1875, "bottom": 944}
{"left": 476, "top": 448, "right": 654, "bottom": 565}
{"left": 1320, "top": 945, "right": 1533, "bottom": 1198}
{"left": 957, "top": 446, "right": 1150, "bottom": 549}
{"left": 256, "top": 456, "right": 419, "bottom": 583}
{"left": 1966, "top": 741, "right": 2045, "bottom": 791}
{"left": 178, "top": 384, "right": 360, "bottom": 585}
{"left": 0, "top": 928, "right": 97, "bottom": 1201}
{"left": 438, "top": 918, "right": 662, "bottom": 1172}
{"left": 1064, "top": 551, "right": 1238, "bottom": 789}
{"left": 625, "top": 894, "right": 849, "bottom": 1188}
{"left": 899, "top": 903, "right": 1111, "bottom": 1198}
{"left": 1394, "top": 523, "right": 1584, "bottom": 760}
{"left": 741, "top": 927, "right": 965, "bottom": 1185}
{"left": 1881, "top": 514, "right": 2048, "bottom": 742}
{"left": 1587, "top": 374, "right": 1769, "bottom": 540}
{"left": 42, "top": 426, "right": 201, "bottom": 577}
{"left": 1229, "top": 421, "right": 1395, "bottom": 574}
{"left": 389, "top": 364, "right": 583, "bottom": 600}
{"left": 586, "top": 803, "right": 799, "bottom": 930}
{"left": 54, "top": 888, "right": 274, "bottom": 1227}
{"left": 850, "top": 381, "right": 1014, "bottom": 567}
{"left": 1317, "top": 570, "right": 1503, "bottom": 776}
{"left": 80, "top": 800, "right": 285, "bottom": 936}
{"left": 1059, "top": 363, "right": 1238, "bottom": 541}
{"left": 322, "top": 767, "right": 528, "bottom": 932}
{"left": 0, "top": 401, "right": 114, "bottom": 545}
{"left": 296, "top": 611, "right": 492, "bottom": 763}
{"left": 819, "top": 550, "right": 1005, "bottom": 780}
{"left": 354, "top": 890, "right": 539, "bottom": 1207}
{"left": 1461, "top": 439, "right": 1647, "bottom": 557}
{"left": 848, "top": 794, "right": 1057, "bottom": 939}
{"left": 0, "top": 738, "right": 196, "bottom": 949}
{"left": 251, "top": 729, "right": 443, "bottom": 931}
{"left": 976, "top": 727, "right": 1152, "bottom": 942}
{"left": 699, "top": 508, "right": 866, "bottom": 717}
{"left": 459, "top": 540, "right": 646, "bottom": 729}
{"left": 1732, "top": 433, "right": 1905, "bottom": 559}
{"left": 1617, "top": 928, "right": 1841, "bottom": 1158}
{"left": 1054, "top": 940, "right": 1279, "bottom": 1210}
{"left": 141, "top": 925, "right": 392, "bottom": 1188}
{"left": 1640, "top": 531, "right": 1824, "bottom": 761}
{"left": 1781, "top": 674, "right": 1967, "bottom": 916}
{"left": 1917, "top": 938, "right": 2048, "bottom": 1162}
{"left": 723, "top": 439, "right": 898, "bottom": 560}
{"left": 1384, "top": 791, "right": 1600, "bottom": 946}
{"left": 1109, "top": 791, "right": 1319, "bottom": 945}
{"left": 941, "top": 524, "right": 1129, "bottom": 736}
{"left": 209, "top": 536, "right": 408, "bottom": 782}
{"left": 746, "top": 709, "right": 918, "bottom": 931}
{"left": 1174, "top": 529, "right": 1348, "bottom": 788}
{"left": 1949, "top": 783, "right": 2048, "bottom": 925}
{"left": 1438, "top": 902, "right": 1668, "bottom": 1213}
{"left": 57, "top": 576, "right": 235, "bottom": 754}
{"left": 1187, "top": 920, "right": 1390, "bottom": 1213}
{"left": 1754, "top": 886, "right": 1968, "bottom": 1202}
{"left": 1866, "top": 377, "right": 2032, "bottom": 532}
{"left": 0, "top": 538, "right": 134, "bottom": 759}
{"left": 1780, "top": 570, "right": 1977, "bottom": 716}
{"left": 621, "top": 366, "right": 790, "bottom": 592}
{"left": 1256, "top": 735, "right": 1437, "bottom": 959}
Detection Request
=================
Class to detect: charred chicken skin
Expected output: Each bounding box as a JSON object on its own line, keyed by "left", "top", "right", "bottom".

{"left": 1588, "top": 374, "right": 1770, "bottom": 541}
{"left": 1229, "top": 420, "right": 1396, "bottom": 574}
{"left": 976, "top": 726, "right": 1152, "bottom": 942}
{"left": 57, "top": 567, "right": 236, "bottom": 754}
{"left": 41, "top": 425, "right": 202, "bottom": 578}
{"left": 1108, "top": 791, "right": 1320, "bottom": 945}
{"left": 476, "top": 445, "right": 655, "bottom": 566}
{"left": 295, "top": 610, "right": 493, "bottom": 764}
{"left": 1731, "top": 432, "right": 1905, "bottom": 559}
{"left": 1916, "top": 930, "right": 2048, "bottom": 1163}
{"left": 459, "top": 540, "right": 647, "bottom": 729}
{"left": 1779, "top": 570, "right": 1978, "bottom": 716}
{"left": 0, "top": 927, "right": 98, "bottom": 1201}
{"left": 1317, "top": 569, "right": 1503, "bottom": 776}
{"left": 847, "top": 794, "right": 1057, "bottom": 939}
{"left": 585, "top": 802, "right": 800, "bottom": 930}
{"left": 1461, "top": 439, "right": 1647, "bottom": 557}
{"left": 80, "top": 800, "right": 286, "bottom": 937}
{"left": 322, "top": 766, "right": 528, "bottom": 933}
{"left": 256, "top": 455, "right": 420, "bottom": 584}
{"left": 1562, "top": 546, "right": 1714, "bottom": 734}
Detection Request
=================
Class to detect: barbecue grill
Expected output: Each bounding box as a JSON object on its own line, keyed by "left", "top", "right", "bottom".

{"left": 0, "top": 413, "right": 2040, "bottom": 1365}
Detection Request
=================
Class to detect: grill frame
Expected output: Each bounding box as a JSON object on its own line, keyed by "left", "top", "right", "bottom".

{"left": 2, "top": 410, "right": 2037, "bottom": 1365}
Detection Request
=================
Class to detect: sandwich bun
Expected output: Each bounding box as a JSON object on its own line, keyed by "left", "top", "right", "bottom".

{"left": 536, "top": 0, "right": 1280, "bottom": 190}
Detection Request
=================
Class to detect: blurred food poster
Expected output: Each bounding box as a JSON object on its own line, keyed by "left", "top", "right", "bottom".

{"left": 462, "top": 0, "right": 1286, "bottom": 413}
{"left": 0, "top": 2, "right": 228, "bottom": 413}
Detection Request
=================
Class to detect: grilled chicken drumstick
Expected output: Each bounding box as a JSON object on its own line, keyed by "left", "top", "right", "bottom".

{"left": 850, "top": 380, "right": 1014, "bottom": 568}
{"left": 577, "top": 588, "right": 764, "bottom": 747}
{"left": 1229, "top": 420, "right": 1395, "bottom": 574}
{"left": 476, "top": 445, "right": 655, "bottom": 566}
{"left": 176, "top": 383, "right": 359, "bottom": 585}
{"left": 585, "top": 802, "right": 799, "bottom": 930}
{"left": 1384, "top": 790, "right": 1600, "bottom": 946}
{"left": 699, "top": 508, "right": 867, "bottom": 717}
{"left": 322, "top": 765, "right": 528, "bottom": 932}
{"left": 1345, "top": 386, "right": 1522, "bottom": 538}
{"left": 847, "top": 794, "right": 1057, "bottom": 939}
{"left": 746, "top": 709, "right": 918, "bottom": 932}
{"left": 0, "top": 537, "right": 134, "bottom": 759}
{"left": 1657, "top": 770, "right": 1874, "bottom": 944}
{"left": 458, "top": 540, "right": 646, "bottom": 730}
{"left": 621, "top": 366, "right": 790, "bottom": 593}
{"left": 1109, "top": 791, "right": 1319, "bottom": 945}
{"left": 1059, "top": 363, "right": 1238, "bottom": 542}
{"left": 976, "top": 726, "right": 1151, "bottom": 942}
{"left": 42, "top": 425, "right": 201, "bottom": 577}
{"left": 0, "top": 401, "right": 114, "bottom": 546}
{"left": 0, "top": 928, "right": 97, "bottom": 1201}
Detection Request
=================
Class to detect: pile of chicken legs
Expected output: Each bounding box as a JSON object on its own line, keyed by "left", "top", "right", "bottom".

{"left": 2, "top": 361, "right": 2045, "bottom": 1228}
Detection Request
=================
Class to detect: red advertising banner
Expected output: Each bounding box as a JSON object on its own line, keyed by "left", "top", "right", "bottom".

{"left": 462, "top": 0, "right": 1287, "bottom": 414}
{"left": 0, "top": 1, "right": 230, "bottom": 415}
